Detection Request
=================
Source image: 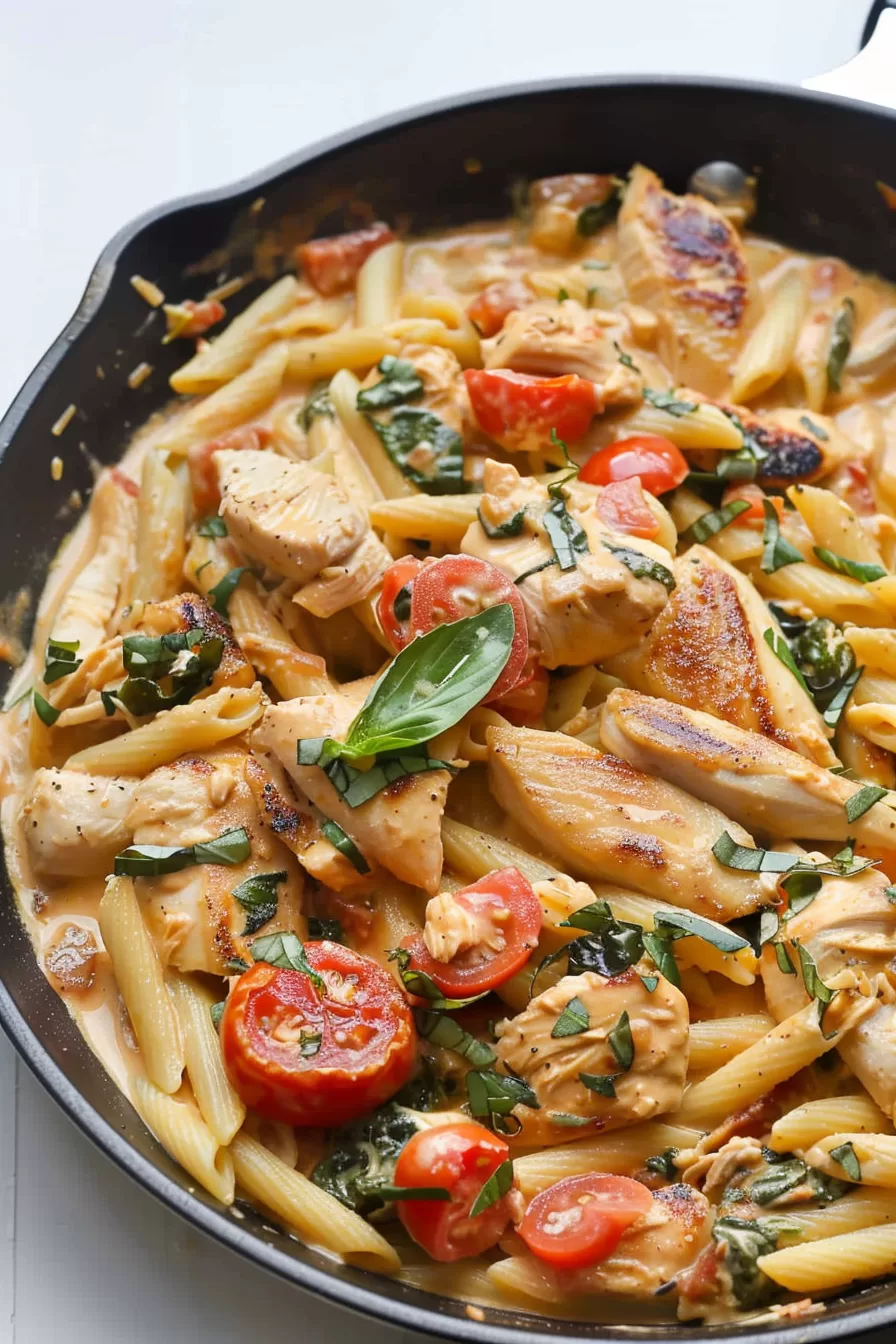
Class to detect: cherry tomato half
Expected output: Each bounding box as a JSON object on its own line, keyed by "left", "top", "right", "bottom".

{"left": 580, "top": 435, "right": 688, "bottom": 496}
{"left": 220, "top": 942, "right": 415, "bottom": 1127}
{"left": 394, "top": 1122, "right": 518, "bottom": 1262}
{"left": 721, "top": 483, "right": 783, "bottom": 527}
{"left": 491, "top": 662, "right": 549, "bottom": 725}
{"left": 466, "top": 279, "right": 533, "bottom": 339}
{"left": 464, "top": 368, "right": 598, "bottom": 452}
{"left": 519, "top": 1174, "right": 655, "bottom": 1270}
{"left": 409, "top": 554, "right": 530, "bottom": 701}
{"left": 297, "top": 222, "right": 396, "bottom": 296}
{"left": 188, "top": 425, "right": 271, "bottom": 515}
{"left": 376, "top": 556, "right": 423, "bottom": 651}
{"left": 595, "top": 478, "right": 660, "bottom": 539}
{"left": 400, "top": 868, "right": 543, "bottom": 997}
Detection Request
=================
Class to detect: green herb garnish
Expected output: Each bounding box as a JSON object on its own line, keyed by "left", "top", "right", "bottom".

{"left": 761, "top": 500, "right": 804, "bottom": 573}
{"left": 320, "top": 819, "right": 370, "bottom": 872}
{"left": 113, "top": 826, "right": 250, "bottom": 876}
{"left": 232, "top": 870, "right": 287, "bottom": 936}
{"left": 356, "top": 356, "right": 424, "bottom": 411}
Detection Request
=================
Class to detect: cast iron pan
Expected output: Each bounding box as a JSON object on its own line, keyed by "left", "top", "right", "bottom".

{"left": 3, "top": 15, "right": 896, "bottom": 1344}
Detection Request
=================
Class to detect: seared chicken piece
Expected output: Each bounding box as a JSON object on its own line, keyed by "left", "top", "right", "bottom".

{"left": 761, "top": 867, "right": 896, "bottom": 1118}
{"left": 604, "top": 545, "right": 835, "bottom": 766}
{"left": 128, "top": 747, "right": 304, "bottom": 975}
{"left": 52, "top": 469, "right": 138, "bottom": 653}
{"left": 528, "top": 173, "right": 619, "bottom": 254}
{"left": 21, "top": 768, "right": 137, "bottom": 877}
{"left": 600, "top": 689, "right": 896, "bottom": 848}
{"left": 495, "top": 968, "right": 689, "bottom": 1145}
{"left": 616, "top": 165, "right": 754, "bottom": 397}
{"left": 461, "top": 459, "right": 671, "bottom": 669}
{"left": 486, "top": 723, "right": 765, "bottom": 919}
{"left": 254, "top": 693, "right": 450, "bottom": 893}
{"left": 734, "top": 405, "right": 857, "bottom": 488}
{"left": 134, "top": 591, "right": 256, "bottom": 691}
{"left": 482, "top": 299, "right": 642, "bottom": 407}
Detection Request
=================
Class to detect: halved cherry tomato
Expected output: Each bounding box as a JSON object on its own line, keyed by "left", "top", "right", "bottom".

{"left": 466, "top": 279, "right": 533, "bottom": 338}
{"left": 519, "top": 1173, "right": 654, "bottom": 1270}
{"left": 721, "top": 482, "right": 782, "bottom": 526}
{"left": 491, "top": 663, "right": 549, "bottom": 725}
{"left": 410, "top": 554, "right": 529, "bottom": 701}
{"left": 394, "top": 1122, "right": 518, "bottom": 1262}
{"left": 400, "top": 867, "right": 542, "bottom": 997}
{"left": 376, "top": 556, "right": 423, "bottom": 651}
{"left": 188, "top": 425, "right": 271, "bottom": 515}
{"left": 580, "top": 435, "right": 688, "bottom": 496}
{"left": 595, "top": 478, "right": 660, "bottom": 539}
{"left": 464, "top": 368, "right": 598, "bottom": 451}
{"left": 178, "top": 298, "right": 226, "bottom": 338}
{"left": 220, "top": 942, "right": 415, "bottom": 1127}
{"left": 297, "top": 222, "right": 395, "bottom": 296}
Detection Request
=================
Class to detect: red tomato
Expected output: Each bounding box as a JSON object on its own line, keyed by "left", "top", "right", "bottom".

{"left": 376, "top": 557, "right": 423, "bottom": 651}
{"left": 394, "top": 1122, "right": 518, "bottom": 1262}
{"left": 400, "top": 868, "right": 542, "bottom": 997}
{"left": 580, "top": 435, "right": 688, "bottom": 496}
{"left": 466, "top": 279, "right": 533, "bottom": 338}
{"left": 220, "top": 943, "right": 415, "bottom": 1127}
{"left": 410, "top": 554, "right": 529, "bottom": 701}
{"left": 492, "top": 663, "right": 549, "bottom": 725}
{"left": 464, "top": 368, "right": 598, "bottom": 451}
{"left": 721, "top": 483, "right": 782, "bottom": 527}
{"left": 828, "top": 459, "right": 876, "bottom": 517}
{"left": 595, "top": 478, "right": 660, "bottom": 539}
{"left": 179, "top": 298, "right": 226, "bottom": 337}
{"left": 188, "top": 426, "right": 271, "bottom": 515}
{"left": 519, "top": 1174, "right": 654, "bottom": 1269}
{"left": 297, "top": 222, "right": 395, "bottom": 296}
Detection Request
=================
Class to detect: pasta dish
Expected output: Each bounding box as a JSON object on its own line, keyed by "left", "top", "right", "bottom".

{"left": 7, "top": 163, "right": 896, "bottom": 1325}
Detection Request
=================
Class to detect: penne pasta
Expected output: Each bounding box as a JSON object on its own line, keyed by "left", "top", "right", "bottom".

{"left": 171, "top": 275, "right": 300, "bottom": 394}
{"left": 158, "top": 340, "right": 290, "bottom": 456}
{"left": 169, "top": 975, "right": 245, "bottom": 1145}
{"left": 356, "top": 240, "right": 405, "bottom": 327}
{"left": 132, "top": 450, "right": 188, "bottom": 603}
{"left": 757, "top": 1225, "right": 896, "bottom": 1293}
{"left": 132, "top": 1077, "right": 235, "bottom": 1204}
{"left": 730, "top": 263, "right": 807, "bottom": 403}
{"left": 770, "top": 1095, "right": 893, "bottom": 1152}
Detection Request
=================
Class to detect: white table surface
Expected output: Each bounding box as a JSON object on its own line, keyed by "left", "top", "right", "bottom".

{"left": 0, "top": 1, "right": 879, "bottom": 1339}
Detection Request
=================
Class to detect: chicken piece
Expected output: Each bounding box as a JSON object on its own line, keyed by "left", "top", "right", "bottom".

{"left": 482, "top": 299, "right": 642, "bottom": 407}
{"left": 616, "top": 165, "right": 754, "bottom": 397}
{"left": 599, "top": 688, "right": 896, "bottom": 848}
{"left": 215, "top": 448, "right": 367, "bottom": 585}
{"left": 134, "top": 591, "right": 256, "bottom": 691}
{"left": 402, "top": 342, "right": 468, "bottom": 437}
{"left": 422, "top": 886, "right": 511, "bottom": 963}
{"left": 43, "top": 923, "right": 99, "bottom": 994}
{"left": 253, "top": 693, "right": 450, "bottom": 893}
{"left": 127, "top": 747, "right": 304, "bottom": 975}
{"left": 461, "top": 459, "right": 671, "bottom": 668}
{"left": 732, "top": 406, "right": 857, "bottom": 488}
{"left": 21, "top": 768, "right": 137, "bottom": 877}
{"left": 487, "top": 723, "right": 765, "bottom": 919}
{"left": 528, "top": 173, "right": 618, "bottom": 254}
{"left": 52, "top": 469, "right": 138, "bottom": 654}
{"left": 292, "top": 530, "right": 390, "bottom": 619}
{"left": 604, "top": 545, "right": 835, "bottom": 766}
{"left": 495, "top": 968, "right": 689, "bottom": 1145}
{"left": 761, "top": 867, "right": 896, "bottom": 1118}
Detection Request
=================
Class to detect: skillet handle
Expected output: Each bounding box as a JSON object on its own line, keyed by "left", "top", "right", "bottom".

{"left": 802, "top": 4, "right": 896, "bottom": 109}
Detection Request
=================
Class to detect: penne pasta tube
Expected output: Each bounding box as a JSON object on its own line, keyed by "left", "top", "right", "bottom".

{"left": 169, "top": 976, "right": 245, "bottom": 1145}
{"left": 131, "top": 450, "right": 187, "bottom": 603}
{"left": 171, "top": 275, "right": 299, "bottom": 394}
{"left": 158, "top": 340, "right": 289, "bottom": 456}
{"left": 368, "top": 493, "right": 480, "bottom": 544}
{"left": 286, "top": 327, "right": 400, "bottom": 381}
{"left": 356, "top": 241, "right": 404, "bottom": 327}
{"left": 329, "top": 367, "right": 414, "bottom": 497}
{"left": 730, "top": 264, "right": 807, "bottom": 403}
{"left": 512, "top": 1123, "right": 703, "bottom": 1198}
{"left": 805, "top": 1132, "right": 896, "bottom": 1188}
{"left": 687, "top": 1015, "right": 777, "bottom": 1073}
{"left": 757, "top": 1225, "right": 896, "bottom": 1293}
{"left": 132, "top": 1077, "right": 234, "bottom": 1204}
{"left": 770, "top": 1095, "right": 893, "bottom": 1152}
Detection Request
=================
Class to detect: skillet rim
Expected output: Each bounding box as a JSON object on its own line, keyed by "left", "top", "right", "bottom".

{"left": 3, "top": 71, "right": 896, "bottom": 1344}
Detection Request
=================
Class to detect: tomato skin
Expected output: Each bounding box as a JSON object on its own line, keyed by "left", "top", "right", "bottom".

{"left": 180, "top": 298, "right": 226, "bottom": 337}
{"left": 580, "top": 435, "right": 688, "bottom": 496}
{"left": 395, "top": 1123, "right": 517, "bottom": 1262}
{"left": 492, "top": 663, "right": 549, "bottom": 724}
{"left": 466, "top": 279, "right": 533, "bottom": 338}
{"left": 721, "top": 482, "right": 782, "bottom": 526}
{"left": 189, "top": 426, "right": 271, "bottom": 515}
{"left": 519, "top": 1174, "right": 654, "bottom": 1270}
{"left": 464, "top": 369, "right": 598, "bottom": 451}
{"left": 376, "top": 557, "right": 423, "bottom": 651}
{"left": 595, "top": 478, "right": 660, "bottom": 539}
{"left": 297, "top": 222, "right": 395, "bottom": 296}
{"left": 220, "top": 943, "right": 415, "bottom": 1127}
{"left": 400, "top": 868, "right": 543, "bottom": 996}
{"left": 410, "top": 554, "right": 530, "bottom": 701}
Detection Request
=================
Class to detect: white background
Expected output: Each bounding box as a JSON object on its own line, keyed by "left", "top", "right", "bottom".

{"left": 0, "top": 2, "right": 882, "bottom": 1340}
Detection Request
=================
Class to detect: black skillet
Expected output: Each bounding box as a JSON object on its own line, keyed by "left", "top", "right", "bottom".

{"left": 3, "top": 8, "right": 896, "bottom": 1343}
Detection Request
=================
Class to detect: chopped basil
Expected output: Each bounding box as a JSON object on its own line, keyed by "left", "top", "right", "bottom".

{"left": 614, "top": 341, "right": 640, "bottom": 373}
{"left": 794, "top": 941, "right": 833, "bottom": 1007}
{"left": 761, "top": 500, "right": 804, "bottom": 573}
{"left": 827, "top": 298, "right": 855, "bottom": 394}
{"left": 368, "top": 408, "right": 465, "bottom": 495}
{"left": 477, "top": 506, "right": 527, "bottom": 539}
{"left": 712, "top": 1216, "right": 796, "bottom": 1309}
{"left": 466, "top": 1068, "right": 539, "bottom": 1136}
{"left": 823, "top": 838, "right": 877, "bottom": 877}
{"left": 654, "top": 909, "right": 750, "bottom": 954}
{"left": 514, "top": 556, "right": 558, "bottom": 585}
{"left": 748, "top": 1158, "right": 808, "bottom": 1206}
{"left": 209, "top": 1001, "right": 225, "bottom": 1029}
{"left": 32, "top": 690, "right": 60, "bottom": 726}
{"left": 579, "top": 1072, "right": 619, "bottom": 1097}
{"left": 299, "top": 1030, "right": 322, "bottom": 1058}
{"left": 250, "top": 931, "right": 325, "bottom": 993}
{"left": 356, "top": 356, "right": 424, "bottom": 411}
{"left": 113, "top": 826, "right": 250, "bottom": 876}
{"left": 224, "top": 956, "right": 250, "bottom": 974}
{"left": 845, "top": 783, "right": 889, "bottom": 823}
{"left": 193, "top": 829, "right": 253, "bottom": 865}
{"left": 414, "top": 1008, "right": 496, "bottom": 1067}
{"left": 299, "top": 380, "right": 334, "bottom": 431}
{"left": 543, "top": 496, "right": 590, "bottom": 571}
{"left": 231, "top": 870, "right": 286, "bottom": 936}
{"left": 886, "top": 886, "right": 896, "bottom": 904}
{"left": 197, "top": 516, "right": 228, "bottom": 538}
{"left": 640, "top": 974, "right": 659, "bottom": 993}
{"left": 823, "top": 667, "right": 863, "bottom": 730}
{"left": 392, "top": 582, "right": 412, "bottom": 624}
{"left": 582, "top": 260, "right": 610, "bottom": 271}
{"left": 681, "top": 498, "right": 750, "bottom": 544}
{"left": 551, "top": 994, "right": 590, "bottom": 1038}
{"left": 644, "top": 388, "right": 698, "bottom": 418}
{"left": 549, "top": 1112, "right": 592, "bottom": 1126}
{"left": 311, "top": 1104, "right": 424, "bottom": 1215}
{"left": 830, "top": 1140, "right": 862, "bottom": 1182}
{"left": 813, "top": 547, "right": 887, "bottom": 584}
{"left": 775, "top": 942, "right": 796, "bottom": 974}
{"left": 320, "top": 818, "right": 370, "bottom": 872}
{"left": 645, "top": 1148, "right": 680, "bottom": 1180}
{"left": 576, "top": 187, "right": 621, "bottom": 237}
{"left": 116, "top": 628, "right": 224, "bottom": 716}
{"left": 306, "top": 747, "right": 452, "bottom": 809}
{"left": 43, "top": 638, "right": 82, "bottom": 684}
{"left": 601, "top": 540, "right": 675, "bottom": 592}
{"left": 208, "top": 566, "right": 249, "bottom": 618}
{"left": 373, "top": 1184, "right": 451, "bottom": 1202}
{"left": 799, "top": 414, "right": 828, "bottom": 441}
{"left": 608, "top": 1009, "right": 634, "bottom": 1070}
{"left": 470, "top": 1158, "right": 514, "bottom": 1216}
{"left": 780, "top": 870, "right": 821, "bottom": 918}
{"left": 307, "top": 916, "right": 344, "bottom": 942}
{"left": 712, "top": 831, "right": 800, "bottom": 874}
{"left": 763, "top": 627, "right": 811, "bottom": 695}
{"left": 641, "top": 931, "right": 681, "bottom": 988}
{"left": 556, "top": 287, "right": 570, "bottom": 302}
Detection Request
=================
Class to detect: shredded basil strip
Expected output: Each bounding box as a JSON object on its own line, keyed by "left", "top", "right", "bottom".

{"left": 614, "top": 341, "right": 640, "bottom": 373}
{"left": 466, "top": 1068, "right": 539, "bottom": 1136}
{"left": 845, "top": 783, "right": 889, "bottom": 823}
{"left": 763, "top": 627, "right": 811, "bottom": 694}
{"left": 579, "top": 1072, "right": 619, "bottom": 1097}
{"left": 225, "top": 956, "right": 250, "bottom": 974}
{"left": 113, "top": 826, "right": 250, "bottom": 876}
{"left": 813, "top": 546, "right": 887, "bottom": 584}
{"left": 644, "top": 388, "right": 698, "bottom": 418}
{"left": 307, "top": 916, "right": 344, "bottom": 942}
{"left": 368, "top": 407, "right": 465, "bottom": 495}
{"left": 608, "top": 1009, "right": 634, "bottom": 1070}
{"left": 775, "top": 942, "right": 796, "bottom": 975}
{"left": 478, "top": 506, "right": 527, "bottom": 539}
{"left": 43, "top": 638, "right": 82, "bottom": 684}
{"left": 830, "top": 1141, "right": 862, "bottom": 1182}
{"left": 640, "top": 974, "right": 659, "bottom": 993}
{"left": 654, "top": 909, "right": 750, "bottom": 954}
{"left": 780, "top": 870, "right": 821, "bottom": 919}
{"left": 543, "top": 496, "right": 590, "bottom": 570}
{"left": 470, "top": 1158, "right": 515, "bottom": 1216}
{"left": 551, "top": 994, "right": 590, "bottom": 1038}
{"left": 305, "top": 748, "right": 452, "bottom": 809}
{"left": 602, "top": 540, "right": 676, "bottom": 591}
{"left": 414, "top": 1008, "right": 496, "bottom": 1067}
{"left": 646, "top": 1148, "right": 680, "bottom": 1180}
{"left": 299, "top": 380, "right": 334, "bottom": 431}
{"left": 550, "top": 1112, "right": 592, "bottom": 1127}
{"left": 232, "top": 870, "right": 287, "bottom": 936}
{"left": 641, "top": 931, "right": 681, "bottom": 988}
{"left": 712, "top": 831, "right": 800, "bottom": 874}
{"left": 208, "top": 566, "right": 249, "bottom": 618}
{"left": 682, "top": 498, "right": 750, "bottom": 544}
{"left": 209, "top": 1001, "right": 226, "bottom": 1030}
{"left": 197, "top": 516, "right": 228, "bottom": 538}
{"left": 799, "top": 414, "right": 829, "bottom": 441}
{"left": 885, "top": 885, "right": 896, "bottom": 905}
{"left": 356, "top": 356, "right": 424, "bottom": 411}
{"left": 372, "top": 1184, "right": 451, "bottom": 1202}
{"left": 827, "top": 298, "right": 856, "bottom": 394}
{"left": 823, "top": 667, "right": 863, "bottom": 730}
{"left": 320, "top": 819, "right": 370, "bottom": 872}
{"left": 116, "top": 628, "right": 225, "bottom": 716}
{"left": 251, "top": 931, "right": 326, "bottom": 993}
{"left": 761, "top": 500, "right": 804, "bottom": 573}
{"left": 794, "top": 941, "right": 834, "bottom": 1007}
{"left": 515, "top": 557, "right": 559, "bottom": 585}
{"left": 32, "top": 690, "right": 60, "bottom": 726}
{"left": 576, "top": 187, "right": 621, "bottom": 237}
{"left": 389, "top": 954, "right": 485, "bottom": 1011}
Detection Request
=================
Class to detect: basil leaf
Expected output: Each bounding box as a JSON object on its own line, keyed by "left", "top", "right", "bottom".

{"left": 614, "top": 341, "right": 640, "bottom": 373}
{"left": 712, "top": 831, "right": 800, "bottom": 874}
{"left": 356, "top": 356, "right": 424, "bottom": 411}
{"left": 371, "top": 1184, "right": 451, "bottom": 1202}
{"left": 799, "top": 414, "right": 829, "bottom": 441}
{"left": 823, "top": 667, "right": 863, "bottom": 730}
{"left": 549, "top": 1112, "right": 592, "bottom": 1127}
{"left": 300, "top": 380, "right": 334, "bottom": 431}
{"left": 763, "top": 627, "right": 811, "bottom": 695}
{"left": 819, "top": 837, "right": 877, "bottom": 877}
{"left": 192, "top": 827, "right": 251, "bottom": 865}
{"left": 556, "top": 287, "right": 570, "bottom": 302}
{"left": 470, "top": 1158, "right": 514, "bottom": 1216}
{"left": 775, "top": 942, "right": 796, "bottom": 975}
{"left": 761, "top": 500, "right": 804, "bottom": 573}
{"left": 780, "top": 870, "right": 821, "bottom": 919}
{"left": 390, "top": 952, "right": 485, "bottom": 1011}
{"left": 551, "top": 995, "right": 590, "bottom": 1038}
{"left": 644, "top": 388, "right": 698, "bottom": 418}
{"left": 232, "top": 870, "right": 286, "bottom": 936}
{"left": 640, "top": 974, "right": 659, "bottom": 993}
{"left": 608, "top": 1009, "right": 634, "bottom": 1070}
{"left": 712, "top": 1216, "right": 786, "bottom": 1310}
{"left": 830, "top": 1140, "right": 862, "bottom": 1182}
{"left": 682, "top": 498, "right": 750, "bottom": 544}
{"left": 299, "top": 1030, "right": 322, "bottom": 1057}
{"left": 515, "top": 556, "right": 558, "bottom": 585}
{"left": 794, "top": 941, "right": 833, "bottom": 1006}
{"left": 33, "top": 690, "right": 60, "bottom": 726}
{"left": 654, "top": 909, "right": 750, "bottom": 954}
{"left": 579, "top": 1072, "right": 619, "bottom": 1097}
{"left": 602, "top": 540, "right": 675, "bottom": 592}
{"left": 582, "top": 260, "right": 610, "bottom": 271}
{"left": 885, "top": 886, "right": 896, "bottom": 905}
{"left": 749, "top": 1158, "right": 808, "bottom": 1206}
{"left": 209, "top": 1001, "right": 225, "bottom": 1029}
{"left": 646, "top": 1148, "right": 680, "bottom": 1180}
{"left": 320, "top": 819, "right": 370, "bottom": 873}
{"left": 113, "top": 826, "right": 250, "bottom": 876}
{"left": 641, "top": 931, "right": 681, "bottom": 988}
{"left": 43, "top": 638, "right": 82, "bottom": 684}
{"left": 813, "top": 547, "right": 887, "bottom": 584}
{"left": 307, "top": 916, "right": 344, "bottom": 941}
{"left": 845, "top": 783, "right": 889, "bottom": 823}
{"left": 251, "top": 931, "right": 325, "bottom": 993}
{"left": 543, "top": 497, "right": 590, "bottom": 571}
{"left": 827, "top": 298, "right": 855, "bottom": 394}
{"left": 368, "top": 408, "right": 465, "bottom": 495}
{"left": 576, "top": 188, "right": 621, "bottom": 236}
{"left": 314, "top": 750, "right": 451, "bottom": 809}
{"left": 466, "top": 1069, "right": 539, "bottom": 1135}
{"left": 225, "top": 956, "right": 250, "bottom": 973}
{"left": 197, "top": 516, "right": 228, "bottom": 538}
{"left": 415, "top": 1008, "right": 496, "bottom": 1067}
{"left": 208, "top": 566, "right": 249, "bottom": 619}
{"left": 478, "top": 506, "right": 527, "bottom": 539}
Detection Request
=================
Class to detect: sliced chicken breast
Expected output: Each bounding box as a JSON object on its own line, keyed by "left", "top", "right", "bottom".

{"left": 21, "top": 768, "right": 137, "bottom": 877}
